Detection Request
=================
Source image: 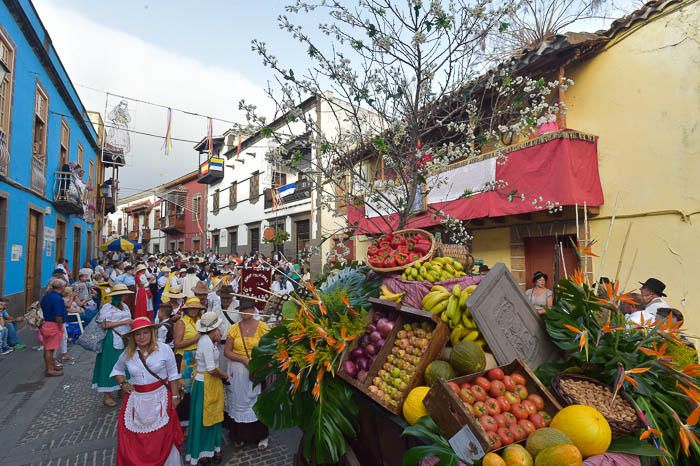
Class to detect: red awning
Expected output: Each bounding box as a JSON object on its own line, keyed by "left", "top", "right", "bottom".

{"left": 348, "top": 130, "right": 603, "bottom": 234}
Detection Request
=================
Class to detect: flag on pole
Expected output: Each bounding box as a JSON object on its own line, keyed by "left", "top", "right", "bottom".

{"left": 162, "top": 108, "right": 173, "bottom": 156}
{"left": 207, "top": 117, "right": 214, "bottom": 157}
{"left": 272, "top": 187, "right": 285, "bottom": 210}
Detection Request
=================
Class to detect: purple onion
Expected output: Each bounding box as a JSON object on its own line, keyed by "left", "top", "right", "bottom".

{"left": 356, "top": 356, "right": 370, "bottom": 371}
{"left": 376, "top": 319, "right": 394, "bottom": 338}
{"left": 365, "top": 344, "right": 377, "bottom": 356}
{"left": 366, "top": 323, "right": 377, "bottom": 333}
{"left": 376, "top": 338, "right": 386, "bottom": 350}
{"left": 342, "top": 360, "right": 358, "bottom": 377}
{"left": 369, "top": 331, "right": 382, "bottom": 343}
{"left": 351, "top": 347, "right": 364, "bottom": 360}
{"left": 359, "top": 334, "right": 370, "bottom": 348}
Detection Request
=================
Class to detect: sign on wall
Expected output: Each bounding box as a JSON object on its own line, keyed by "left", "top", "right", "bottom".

{"left": 219, "top": 228, "right": 228, "bottom": 248}
{"left": 11, "top": 244, "right": 22, "bottom": 261}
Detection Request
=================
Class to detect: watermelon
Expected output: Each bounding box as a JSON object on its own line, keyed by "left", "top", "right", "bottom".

{"left": 424, "top": 360, "right": 456, "bottom": 386}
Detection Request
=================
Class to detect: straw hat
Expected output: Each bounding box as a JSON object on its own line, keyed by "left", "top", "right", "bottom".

{"left": 178, "top": 267, "right": 187, "bottom": 273}
{"left": 217, "top": 284, "right": 235, "bottom": 297}
{"left": 160, "top": 266, "right": 171, "bottom": 273}
{"left": 107, "top": 284, "right": 134, "bottom": 296}
{"left": 195, "top": 311, "right": 223, "bottom": 333}
{"left": 239, "top": 297, "right": 256, "bottom": 310}
{"left": 122, "top": 317, "right": 160, "bottom": 337}
{"left": 163, "top": 286, "right": 185, "bottom": 299}
{"left": 181, "top": 297, "right": 204, "bottom": 310}
{"left": 191, "top": 280, "right": 210, "bottom": 295}
{"left": 135, "top": 264, "right": 147, "bottom": 273}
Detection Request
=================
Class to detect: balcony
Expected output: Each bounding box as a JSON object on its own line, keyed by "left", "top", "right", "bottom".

{"left": 53, "top": 170, "right": 84, "bottom": 215}
{"left": 161, "top": 213, "right": 186, "bottom": 232}
{"left": 264, "top": 179, "right": 312, "bottom": 210}
{"left": 197, "top": 156, "right": 225, "bottom": 184}
{"left": 142, "top": 228, "right": 151, "bottom": 241}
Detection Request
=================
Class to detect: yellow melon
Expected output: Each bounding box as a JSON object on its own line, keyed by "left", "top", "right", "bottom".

{"left": 402, "top": 386, "right": 430, "bottom": 425}
{"left": 535, "top": 445, "right": 583, "bottom": 466}
{"left": 502, "top": 444, "right": 534, "bottom": 466}
{"left": 550, "top": 405, "right": 611, "bottom": 457}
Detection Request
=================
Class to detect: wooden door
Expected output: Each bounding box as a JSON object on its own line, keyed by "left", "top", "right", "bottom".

{"left": 192, "top": 239, "right": 200, "bottom": 252}
{"left": 56, "top": 219, "right": 66, "bottom": 261}
{"left": 524, "top": 235, "right": 578, "bottom": 289}
{"left": 25, "top": 210, "right": 41, "bottom": 308}
{"left": 72, "top": 226, "right": 81, "bottom": 278}
{"left": 250, "top": 228, "right": 260, "bottom": 254}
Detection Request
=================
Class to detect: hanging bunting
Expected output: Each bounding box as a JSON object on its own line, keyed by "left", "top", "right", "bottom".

{"left": 162, "top": 107, "right": 173, "bottom": 156}
{"left": 207, "top": 117, "right": 214, "bottom": 157}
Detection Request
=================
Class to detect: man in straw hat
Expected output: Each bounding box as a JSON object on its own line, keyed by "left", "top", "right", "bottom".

{"left": 191, "top": 280, "right": 212, "bottom": 313}
{"left": 110, "top": 316, "right": 184, "bottom": 465}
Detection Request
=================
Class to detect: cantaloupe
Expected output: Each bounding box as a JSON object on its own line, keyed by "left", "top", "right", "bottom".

{"left": 525, "top": 427, "right": 573, "bottom": 458}
{"left": 449, "top": 340, "right": 485, "bottom": 375}
{"left": 501, "top": 444, "right": 534, "bottom": 466}
{"left": 534, "top": 445, "right": 582, "bottom": 466}
{"left": 550, "top": 405, "right": 611, "bottom": 458}
{"left": 424, "top": 360, "right": 456, "bottom": 386}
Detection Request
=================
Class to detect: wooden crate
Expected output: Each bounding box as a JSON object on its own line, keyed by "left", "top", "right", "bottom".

{"left": 423, "top": 358, "right": 562, "bottom": 455}
{"left": 337, "top": 307, "right": 381, "bottom": 391}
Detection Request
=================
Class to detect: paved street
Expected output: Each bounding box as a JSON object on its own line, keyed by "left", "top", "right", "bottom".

{"left": 0, "top": 326, "right": 299, "bottom": 466}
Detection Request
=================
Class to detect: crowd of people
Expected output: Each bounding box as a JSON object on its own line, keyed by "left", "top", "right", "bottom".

{"left": 33, "top": 250, "right": 307, "bottom": 465}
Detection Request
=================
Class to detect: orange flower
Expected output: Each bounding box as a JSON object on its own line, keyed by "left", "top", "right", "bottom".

{"left": 639, "top": 342, "right": 676, "bottom": 362}
{"left": 336, "top": 341, "right": 346, "bottom": 353}
{"left": 624, "top": 367, "right": 651, "bottom": 388}
{"left": 682, "top": 364, "right": 700, "bottom": 378}
{"left": 673, "top": 410, "right": 700, "bottom": 456}
{"left": 312, "top": 369, "right": 325, "bottom": 400}
{"left": 340, "top": 325, "right": 358, "bottom": 342}
{"left": 596, "top": 281, "right": 637, "bottom": 306}
{"left": 276, "top": 347, "right": 289, "bottom": 362}
{"left": 640, "top": 426, "right": 663, "bottom": 440}
{"left": 563, "top": 323, "right": 588, "bottom": 360}
{"left": 577, "top": 239, "right": 598, "bottom": 258}
{"left": 319, "top": 303, "right": 328, "bottom": 315}
{"left": 290, "top": 332, "right": 306, "bottom": 343}
{"left": 572, "top": 268, "right": 585, "bottom": 286}
{"left": 303, "top": 352, "right": 315, "bottom": 364}
{"left": 288, "top": 372, "right": 300, "bottom": 394}
{"left": 324, "top": 360, "right": 332, "bottom": 372}
{"left": 341, "top": 294, "right": 350, "bottom": 308}
{"left": 601, "top": 319, "right": 625, "bottom": 334}
{"left": 326, "top": 335, "right": 337, "bottom": 347}
{"left": 657, "top": 314, "right": 684, "bottom": 343}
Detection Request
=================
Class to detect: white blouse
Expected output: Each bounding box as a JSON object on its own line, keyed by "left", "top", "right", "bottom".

{"left": 194, "top": 335, "right": 219, "bottom": 380}
{"left": 110, "top": 342, "right": 181, "bottom": 385}
{"left": 100, "top": 303, "right": 132, "bottom": 350}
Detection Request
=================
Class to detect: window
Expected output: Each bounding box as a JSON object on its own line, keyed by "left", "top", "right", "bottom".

{"left": 336, "top": 175, "right": 349, "bottom": 214}
{"left": 31, "top": 83, "right": 49, "bottom": 193}
{"left": 272, "top": 171, "right": 287, "bottom": 189}
{"left": 250, "top": 171, "right": 260, "bottom": 203}
{"left": 192, "top": 194, "right": 201, "bottom": 221}
{"left": 0, "top": 30, "right": 15, "bottom": 176}
{"left": 60, "top": 119, "right": 70, "bottom": 167}
{"left": 213, "top": 189, "right": 220, "bottom": 212}
{"left": 250, "top": 227, "right": 260, "bottom": 253}
{"left": 77, "top": 144, "right": 84, "bottom": 172}
{"left": 117, "top": 218, "right": 123, "bottom": 235}
{"left": 229, "top": 181, "right": 237, "bottom": 207}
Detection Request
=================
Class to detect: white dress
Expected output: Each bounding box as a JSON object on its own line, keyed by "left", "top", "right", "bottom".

{"left": 100, "top": 303, "right": 132, "bottom": 350}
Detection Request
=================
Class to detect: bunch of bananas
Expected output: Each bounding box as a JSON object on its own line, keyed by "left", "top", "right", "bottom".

{"left": 401, "top": 256, "right": 467, "bottom": 282}
{"left": 379, "top": 285, "right": 405, "bottom": 303}
{"left": 421, "top": 284, "right": 486, "bottom": 347}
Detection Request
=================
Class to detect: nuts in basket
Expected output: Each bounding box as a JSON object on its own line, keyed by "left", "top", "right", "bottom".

{"left": 558, "top": 378, "right": 637, "bottom": 422}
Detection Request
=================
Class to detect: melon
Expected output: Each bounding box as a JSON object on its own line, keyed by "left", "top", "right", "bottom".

{"left": 534, "top": 445, "right": 582, "bottom": 466}
{"left": 525, "top": 427, "right": 573, "bottom": 458}
{"left": 501, "top": 444, "right": 534, "bottom": 466}
{"left": 550, "top": 405, "right": 611, "bottom": 458}
{"left": 449, "top": 340, "right": 485, "bottom": 375}
{"left": 483, "top": 452, "right": 506, "bottom": 466}
{"left": 403, "top": 386, "right": 430, "bottom": 425}
{"left": 424, "top": 360, "right": 457, "bottom": 386}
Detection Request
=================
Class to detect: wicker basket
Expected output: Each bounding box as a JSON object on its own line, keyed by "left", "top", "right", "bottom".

{"left": 552, "top": 373, "right": 642, "bottom": 437}
{"left": 435, "top": 240, "right": 474, "bottom": 272}
{"left": 367, "top": 229, "right": 435, "bottom": 273}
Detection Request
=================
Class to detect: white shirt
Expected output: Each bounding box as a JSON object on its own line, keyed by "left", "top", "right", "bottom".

{"left": 628, "top": 297, "right": 669, "bottom": 324}
{"left": 271, "top": 280, "right": 294, "bottom": 295}
{"left": 207, "top": 291, "right": 221, "bottom": 314}
{"left": 182, "top": 274, "right": 199, "bottom": 298}
{"left": 158, "top": 275, "right": 168, "bottom": 288}
{"left": 213, "top": 300, "right": 239, "bottom": 337}
{"left": 100, "top": 303, "right": 132, "bottom": 350}
{"left": 110, "top": 342, "right": 181, "bottom": 385}
{"left": 194, "top": 335, "right": 219, "bottom": 380}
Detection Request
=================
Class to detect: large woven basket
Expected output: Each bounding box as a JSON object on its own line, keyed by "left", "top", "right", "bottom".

{"left": 435, "top": 240, "right": 473, "bottom": 272}
{"left": 367, "top": 229, "right": 435, "bottom": 273}
{"left": 552, "top": 373, "right": 642, "bottom": 437}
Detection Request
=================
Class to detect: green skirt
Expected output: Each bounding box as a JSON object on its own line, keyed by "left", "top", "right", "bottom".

{"left": 91, "top": 330, "right": 123, "bottom": 393}
{"left": 184, "top": 379, "right": 222, "bottom": 465}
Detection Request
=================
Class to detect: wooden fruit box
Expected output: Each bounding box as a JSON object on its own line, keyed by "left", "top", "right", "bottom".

{"left": 339, "top": 301, "right": 449, "bottom": 416}
{"left": 337, "top": 307, "right": 383, "bottom": 392}
{"left": 423, "top": 358, "right": 561, "bottom": 456}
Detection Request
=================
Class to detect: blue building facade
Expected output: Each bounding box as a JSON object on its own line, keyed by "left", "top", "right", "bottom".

{"left": 0, "top": 0, "right": 100, "bottom": 311}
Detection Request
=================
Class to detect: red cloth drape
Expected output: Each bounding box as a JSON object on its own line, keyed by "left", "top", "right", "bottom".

{"left": 348, "top": 133, "right": 603, "bottom": 234}
{"left": 116, "top": 382, "right": 184, "bottom": 466}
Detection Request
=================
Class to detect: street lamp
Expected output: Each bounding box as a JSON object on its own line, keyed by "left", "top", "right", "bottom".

{"left": 0, "top": 60, "right": 9, "bottom": 85}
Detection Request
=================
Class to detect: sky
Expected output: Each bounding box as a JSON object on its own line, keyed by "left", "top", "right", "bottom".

{"left": 32, "top": 0, "right": 636, "bottom": 195}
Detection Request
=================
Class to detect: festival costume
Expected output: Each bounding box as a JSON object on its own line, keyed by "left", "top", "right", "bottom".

{"left": 175, "top": 313, "right": 199, "bottom": 426}
{"left": 92, "top": 303, "right": 132, "bottom": 393}
{"left": 133, "top": 271, "right": 152, "bottom": 320}
{"left": 110, "top": 342, "right": 183, "bottom": 466}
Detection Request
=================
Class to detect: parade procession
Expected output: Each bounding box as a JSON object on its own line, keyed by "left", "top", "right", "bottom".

{"left": 0, "top": 0, "right": 699, "bottom": 465}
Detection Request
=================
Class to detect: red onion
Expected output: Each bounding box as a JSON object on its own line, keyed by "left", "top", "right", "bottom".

{"left": 366, "top": 323, "right": 377, "bottom": 333}
{"left": 357, "top": 369, "right": 368, "bottom": 381}
{"left": 358, "top": 334, "right": 370, "bottom": 348}
{"left": 342, "top": 360, "right": 357, "bottom": 378}
{"left": 356, "top": 356, "right": 370, "bottom": 371}
{"left": 376, "top": 319, "right": 394, "bottom": 338}
{"left": 369, "top": 331, "right": 382, "bottom": 343}
{"left": 365, "top": 344, "right": 377, "bottom": 356}
{"left": 351, "top": 347, "right": 364, "bottom": 360}
{"left": 374, "top": 311, "right": 386, "bottom": 322}
{"left": 376, "top": 338, "right": 385, "bottom": 349}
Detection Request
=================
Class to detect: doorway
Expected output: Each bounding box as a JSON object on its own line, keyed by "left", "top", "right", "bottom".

{"left": 228, "top": 230, "right": 237, "bottom": 255}
{"left": 192, "top": 238, "right": 201, "bottom": 252}
{"left": 25, "top": 210, "right": 42, "bottom": 308}
{"left": 296, "top": 220, "right": 310, "bottom": 259}
{"left": 56, "top": 218, "right": 66, "bottom": 263}
{"left": 524, "top": 235, "right": 578, "bottom": 289}
{"left": 250, "top": 228, "right": 260, "bottom": 254}
{"left": 0, "top": 197, "right": 6, "bottom": 297}
{"left": 86, "top": 229, "right": 93, "bottom": 262}
{"left": 72, "top": 226, "right": 81, "bottom": 278}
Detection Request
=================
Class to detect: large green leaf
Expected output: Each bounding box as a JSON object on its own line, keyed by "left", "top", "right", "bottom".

{"left": 608, "top": 435, "right": 664, "bottom": 457}
{"left": 402, "top": 416, "right": 461, "bottom": 466}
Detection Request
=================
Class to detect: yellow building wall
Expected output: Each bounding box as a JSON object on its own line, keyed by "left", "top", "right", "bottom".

{"left": 565, "top": 1, "right": 700, "bottom": 336}
{"left": 471, "top": 227, "right": 511, "bottom": 270}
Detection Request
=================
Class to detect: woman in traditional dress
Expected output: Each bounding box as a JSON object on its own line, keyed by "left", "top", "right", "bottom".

{"left": 173, "top": 297, "right": 203, "bottom": 427}
{"left": 224, "top": 298, "right": 270, "bottom": 451}
{"left": 92, "top": 284, "right": 133, "bottom": 407}
{"left": 133, "top": 264, "right": 152, "bottom": 320}
{"left": 111, "top": 317, "right": 184, "bottom": 466}
{"left": 184, "top": 311, "right": 228, "bottom": 464}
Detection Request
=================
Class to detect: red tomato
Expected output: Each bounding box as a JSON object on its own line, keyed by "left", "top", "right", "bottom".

{"left": 510, "top": 424, "right": 527, "bottom": 441}
{"left": 511, "top": 372, "right": 527, "bottom": 386}
{"left": 527, "top": 394, "right": 545, "bottom": 411}
{"left": 495, "top": 395, "right": 511, "bottom": 413}
{"left": 493, "top": 414, "right": 507, "bottom": 428}
{"left": 484, "top": 398, "right": 501, "bottom": 416}
{"left": 459, "top": 387, "right": 476, "bottom": 404}
{"left": 471, "top": 385, "right": 488, "bottom": 402}
{"left": 487, "top": 431, "right": 502, "bottom": 450}
{"left": 487, "top": 367, "right": 505, "bottom": 381}
{"left": 515, "top": 384, "right": 529, "bottom": 400}
{"left": 502, "top": 375, "right": 516, "bottom": 392}
{"left": 521, "top": 399, "right": 538, "bottom": 416}
{"left": 448, "top": 382, "right": 460, "bottom": 395}
{"left": 504, "top": 391, "right": 519, "bottom": 405}
{"left": 539, "top": 410, "right": 552, "bottom": 426}
{"left": 529, "top": 413, "right": 546, "bottom": 429}
{"left": 518, "top": 419, "right": 536, "bottom": 435}
{"left": 480, "top": 415, "right": 498, "bottom": 433}
{"left": 473, "top": 401, "right": 487, "bottom": 417}
{"left": 503, "top": 412, "right": 517, "bottom": 427}
{"left": 511, "top": 402, "right": 529, "bottom": 420}
{"left": 489, "top": 380, "right": 506, "bottom": 397}
{"left": 497, "top": 427, "right": 515, "bottom": 446}
{"left": 459, "top": 382, "right": 472, "bottom": 391}
{"left": 463, "top": 403, "right": 475, "bottom": 416}
{"left": 475, "top": 376, "right": 492, "bottom": 392}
